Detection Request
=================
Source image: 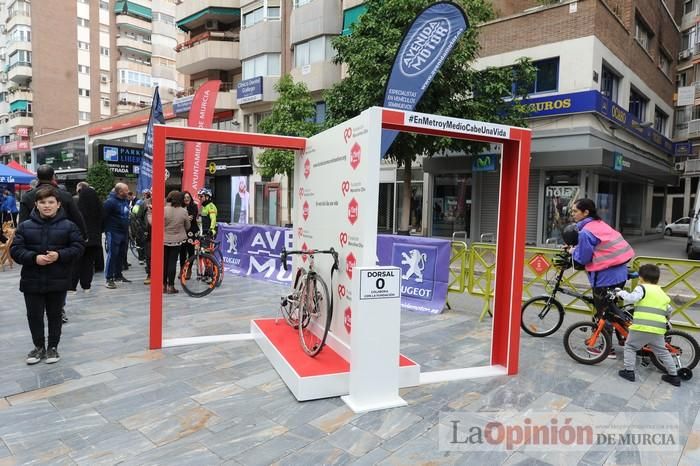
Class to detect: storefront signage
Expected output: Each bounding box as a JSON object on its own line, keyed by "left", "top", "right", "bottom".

{"left": 34, "top": 139, "right": 87, "bottom": 171}
{"left": 236, "top": 77, "right": 263, "bottom": 105}
{"left": 674, "top": 141, "right": 693, "bottom": 157}
{"left": 16, "top": 127, "right": 28, "bottom": 137}
{"left": 472, "top": 153, "right": 497, "bottom": 172}
{"left": 613, "top": 151, "right": 630, "bottom": 171}
{"left": 172, "top": 95, "right": 194, "bottom": 115}
{"left": 99, "top": 144, "right": 143, "bottom": 177}
{"left": 0, "top": 140, "right": 30, "bottom": 154}
{"left": 522, "top": 90, "right": 674, "bottom": 155}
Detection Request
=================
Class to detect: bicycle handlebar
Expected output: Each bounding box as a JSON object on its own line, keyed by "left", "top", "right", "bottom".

{"left": 280, "top": 247, "right": 339, "bottom": 271}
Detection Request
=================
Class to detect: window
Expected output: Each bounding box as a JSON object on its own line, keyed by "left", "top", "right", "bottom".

{"left": 8, "top": 26, "right": 31, "bottom": 43}
{"left": 659, "top": 52, "right": 670, "bottom": 76}
{"left": 294, "top": 36, "right": 335, "bottom": 68}
{"left": 527, "top": 57, "right": 558, "bottom": 94}
{"left": 678, "top": 70, "right": 689, "bottom": 87}
{"left": 79, "top": 88, "right": 90, "bottom": 97}
{"left": 119, "top": 69, "right": 152, "bottom": 87}
{"left": 100, "top": 47, "right": 109, "bottom": 56}
{"left": 654, "top": 107, "right": 668, "bottom": 134}
{"left": 313, "top": 102, "right": 326, "bottom": 124}
{"left": 635, "top": 17, "right": 652, "bottom": 51}
{"left": 685, "top": 0, "right": 695, "bottom": 15}
{"left": 78, "top": 41, "right": 90, "bottom": 50}
{"left": 153, "top": 12, "right": 175, "bottom": 25}
{"left": 294, "top": 0, "right": 312, "bottom": 7}
{"left": 242, "top": 53, "right": 281, "bottom": 79}
{"left": 77, "top": 17, "right": 90, "bottom": 27}
{"left": 78, "top": 64, "right": 90, "bottom": 74}
{"left": 600, "top": 64, "right": 619, "bottom": 102}
{"left": 100, "top": 1, "right": 109, "bottom": 9}
{"left": 78, "top": 111, "right": 91, "bottom": 121}
{"left": 8, "top": 50, "right": 31, "bottom": 66}
{"left": 243, "top": 6, "right": 280, "bottom": 28}
{"left": 628, "top": 88, "right": 648, "bottom": 120}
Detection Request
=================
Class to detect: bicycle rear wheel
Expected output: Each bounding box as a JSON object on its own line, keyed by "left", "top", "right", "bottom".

{"left": 649, "top": 329, "right": 700, "bottom": 372}
{"left": 129, "top": 237, "right": 141, "bottom": 260}
{"left": 213, "top": 248, "right": 224, "bottom": 286}
{"left": 180, "top": 253, "right": 220, "bottom": 297}
{"left": 563, "top": 321, "right": 612, "bottom": 365}
{"left": 299, "top": 274, "right": 332, "bottom": 357}
{"left": 521, "top": 296, "right": 564, "bottom": 337}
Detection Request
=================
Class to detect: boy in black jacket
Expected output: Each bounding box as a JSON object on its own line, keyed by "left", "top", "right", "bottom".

{"left": 11, "top": 187, "right": 84, "bottom": 364}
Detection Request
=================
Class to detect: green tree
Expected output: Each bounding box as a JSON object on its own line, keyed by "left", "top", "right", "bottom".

{"left": 86, "top": 161, "right": 115, "bottom": 200}
{"left": 325, "top": 0, "right": 535, "bottom": 233}
{"left": 258, "top": 74, "right": 319, "bottom": 225}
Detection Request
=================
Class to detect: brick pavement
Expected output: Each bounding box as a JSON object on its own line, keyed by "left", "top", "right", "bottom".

{"left": 0, "top": 262, "right": 699, "bottom": 465}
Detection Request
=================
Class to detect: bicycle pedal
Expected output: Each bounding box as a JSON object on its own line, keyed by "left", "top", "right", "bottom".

{"left": 640, "top": 358, "right": 650, "bottom": 368}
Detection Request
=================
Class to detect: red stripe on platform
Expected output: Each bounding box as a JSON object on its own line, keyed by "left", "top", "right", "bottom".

{"left": 254, "top": 318, "right": 416, "bottom": 378}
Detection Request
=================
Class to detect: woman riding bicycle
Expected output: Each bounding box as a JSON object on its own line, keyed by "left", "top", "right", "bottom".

{"left": 564, "top": 198, "right": 635, "bottom": 358}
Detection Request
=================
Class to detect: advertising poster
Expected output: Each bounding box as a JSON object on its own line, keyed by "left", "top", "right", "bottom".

{"left": 230, "top": 176, "right": 251, "bottom": 224}
{"left": 544, "top": 185, "right": 579, "bottom": 243}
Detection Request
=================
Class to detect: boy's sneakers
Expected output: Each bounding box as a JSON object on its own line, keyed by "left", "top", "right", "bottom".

{"left": 45, "top": 347, "right": 60, "bottom": 364}
{"left": 618, "top": 369, "right": 635, "bottom": 382}
{"left": 105, "top": 280, "right": 117, "bottom": 289}
{"left": 662, "top": 374, "right": 681, "bottom": 387}
{"left": 26, "top": 346, "right": 45, "bottom": 365}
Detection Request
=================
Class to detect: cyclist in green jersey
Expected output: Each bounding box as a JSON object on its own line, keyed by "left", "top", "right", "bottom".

{"left": 197, "top": 187, "right": 218, "bottom": 237}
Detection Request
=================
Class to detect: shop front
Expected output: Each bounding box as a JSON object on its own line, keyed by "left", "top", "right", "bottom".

{"left": 32, "top": 137, "right": 88, "bottom": 192}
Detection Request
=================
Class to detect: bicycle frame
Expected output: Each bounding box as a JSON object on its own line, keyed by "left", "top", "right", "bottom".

{"left": 586, "top": 313, "right": 683, "bottom": 359}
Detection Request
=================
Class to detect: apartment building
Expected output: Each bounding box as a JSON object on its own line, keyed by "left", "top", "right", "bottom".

{"left": 0, "top": 0, "right": 185, "bottom": 177}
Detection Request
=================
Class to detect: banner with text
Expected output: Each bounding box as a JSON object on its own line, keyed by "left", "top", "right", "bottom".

{"left": 137, "top": 87, "right": 165, "bottom": 194}
{"left": 381, "top": 2, "right": 468, "bottom": 156}
{"left": 377, "top": 234, "right": 450, "bottom": 314}
{"left": 181, "top": 80, "right": 221, "bottom": 199}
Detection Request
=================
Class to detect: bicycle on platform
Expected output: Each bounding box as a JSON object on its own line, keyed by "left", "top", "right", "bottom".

{"left": 562, "top": 289, "right": 699, "bottom": 379}
{"left": 180, "top": 234, "right": 223, "bottom": 297}
{"left": 278, "top": 247, "right": 338, "bottom": 357}
{"left": 520, "top": 249, "right": 638, "bottom": 337}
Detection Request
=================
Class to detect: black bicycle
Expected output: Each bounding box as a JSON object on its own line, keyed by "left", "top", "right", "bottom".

{"left": 279, "top": 247, "right": 338, "bottom": 357}
{"left": 520, "top": 250, "right": 638, "bottom": 337}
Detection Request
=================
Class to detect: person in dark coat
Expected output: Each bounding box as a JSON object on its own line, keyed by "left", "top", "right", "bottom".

{"left": 11, "top": 186, "right": 84, "bottom": 364}
{"left": 71, "top": 182, "right": 103, "bottom": 291}
{"left": 103, "top": 182, "right": 131, "bottom": 288}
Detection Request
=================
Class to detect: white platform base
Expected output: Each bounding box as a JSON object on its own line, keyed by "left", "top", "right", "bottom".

{"left": 419, "top": 364, "right": 508, "bottom": 385}
{"left": 162, "top": 333, "right": 254, "bottom": 348}
{"left": 341, "top": 394, "right": 408, "bottom": 414}
{"left": 251, "top": 320, "right": 421, "bottom": 401}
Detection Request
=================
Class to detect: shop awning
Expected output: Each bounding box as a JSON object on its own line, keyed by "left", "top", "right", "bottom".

{"left": 115, "top": 1, "right": 152, "bottom": 21}
{"left": 10, "top": 100, "right": 28, "bottom": 112}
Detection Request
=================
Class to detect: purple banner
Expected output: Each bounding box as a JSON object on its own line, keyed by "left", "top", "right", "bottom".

{"left": 216, "top": 223, "right": 293, "bottom": 285}
{"left": 377, "top": 234, "right": 450, "bottom": 314}
{"left": 217, "top": 224, "right": 450, "bottom": 313}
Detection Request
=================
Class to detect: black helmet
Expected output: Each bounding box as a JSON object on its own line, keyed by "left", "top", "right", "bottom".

{"left": 562, "top": 223, "right": 579, "bottom": 246}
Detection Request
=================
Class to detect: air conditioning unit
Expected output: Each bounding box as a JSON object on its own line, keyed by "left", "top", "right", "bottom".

{"left": 100, "top": 75, "right": 108, "bottom": 83}
{"left": 679, "top": 50, "right": 691, "bottom": 60}
{"left": 204, "top": 19, "right": 219, "bottom": 30}
{"left": 675, "top": 162, "right": 686, "bottom": 172}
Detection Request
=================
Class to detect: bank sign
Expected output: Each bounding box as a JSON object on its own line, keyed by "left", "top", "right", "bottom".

{"left": 99, "top": 144, "right": 143, "bottom": 177}
{"left": 521, "top": 90, "right": 675, "bottom": 155}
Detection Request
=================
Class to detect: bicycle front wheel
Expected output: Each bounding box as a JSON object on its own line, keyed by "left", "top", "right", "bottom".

{"left": 180, "top": 253, "right": 220, "bottom": 298}
{"left": 563, "top": 321, "right": 612, "bottom": 365}
{"left": 649, "top": 329, "right": 700, "bottom": 372}
{"left": 299, "top": 274, "right": 332, "bottom": 357}
{"left": 280, "top": 268, "right": 305, "bottom": 328}
{"left": 521, "top": 296, "right": 565, "bottom": 337}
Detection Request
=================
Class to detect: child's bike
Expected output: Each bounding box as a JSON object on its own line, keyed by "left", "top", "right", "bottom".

{"left": 179, "top": 235, "right": 223, "bottom": 297}
{"left": 562, "top": 291, "right": 699, "bottom": 380}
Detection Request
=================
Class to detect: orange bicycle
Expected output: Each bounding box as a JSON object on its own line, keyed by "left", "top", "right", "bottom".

{"left": 562, "top": 291, "right": 699, "bottom": 380}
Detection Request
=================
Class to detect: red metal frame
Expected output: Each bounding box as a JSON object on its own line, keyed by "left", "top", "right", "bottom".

{"left": 150, "top": 126, "right": 306, "bottom": 349}
{"left": 381, "top": 109, "right": 532, "bottom": 375}
{"left": 150, "top": 112, "right": 531, "bottom": 377}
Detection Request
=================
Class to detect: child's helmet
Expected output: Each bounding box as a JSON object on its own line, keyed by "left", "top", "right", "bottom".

{"left": 562, "top": 223, "right": 579, "bottom": 246}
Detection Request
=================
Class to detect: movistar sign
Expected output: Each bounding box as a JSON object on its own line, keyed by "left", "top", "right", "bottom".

{"left": 382, "top": 2, "right": 468, "bottom": 157}
{"left": 400, "top": 18, "right": 451, "bottom": 77}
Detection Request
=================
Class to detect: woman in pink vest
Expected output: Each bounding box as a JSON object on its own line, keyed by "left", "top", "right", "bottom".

{"left": 570, "top": 198, "right": 635, "bottom": 358}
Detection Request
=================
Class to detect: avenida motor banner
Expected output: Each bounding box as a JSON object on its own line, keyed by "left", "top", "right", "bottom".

{"left": 381, "top": 2, "right": 469, "bottom": 157}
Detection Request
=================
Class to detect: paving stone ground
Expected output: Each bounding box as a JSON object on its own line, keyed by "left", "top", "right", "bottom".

{"left": 1, "top": 250, "right": 699, "bottom": 465}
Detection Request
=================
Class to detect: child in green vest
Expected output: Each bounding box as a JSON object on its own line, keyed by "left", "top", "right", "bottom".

{"left": 616, "top": 264, "right": 680, "bottom": 386}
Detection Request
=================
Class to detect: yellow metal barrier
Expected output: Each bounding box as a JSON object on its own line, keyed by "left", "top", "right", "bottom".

{"left": 631, "top": 256, "right": 700, "bottom": 333}
{"left": 446, "top": 242, "right": 700, "bottom": 332}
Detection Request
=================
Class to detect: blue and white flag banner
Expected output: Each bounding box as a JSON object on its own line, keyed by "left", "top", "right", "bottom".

{"left": 381, "top": 2, "right": 469, "bottom": 157}
{"left": 137, "top": 87, "right": 165, "bottom": 194}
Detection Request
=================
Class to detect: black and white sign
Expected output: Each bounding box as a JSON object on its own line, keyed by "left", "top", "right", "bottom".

{"left": 359, "top": 267, "right": 401, "bottom": 300}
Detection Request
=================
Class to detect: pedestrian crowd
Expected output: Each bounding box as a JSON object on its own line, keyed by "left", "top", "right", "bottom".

{"left": 7, "top": 164, "right": 217, "bottom": 365}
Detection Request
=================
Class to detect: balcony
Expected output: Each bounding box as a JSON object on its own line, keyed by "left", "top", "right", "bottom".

{"left": 176, "top": 1, "right": 240, "bottom": 31}
{"left": 175, "top": 82, "right": 239, "bottom": 111}
{"left": 8, "top": 88, "right": 32, "bottom": 105}
{"left": 6, "top": 10, "right": 31, "bottom": 31}
{"left": 8, "top": 63, "right": 32, "bottom": 83}
{"left": 176, "top": 33, "right": 240, "bottom": 75}
{"left": 290, "top": 61, "right": 341, "bottom": 93}
{"left": 117, "top": 59, "right": 152, "bottom": 75}
{"left": 116, "top": 99, "right": 149, "bottom": 114}
{"left": 116, "top": 35, "right": 152, "bottom": 55}
{"left": 240, "top": 18, "right": 282, "bottom": 59}
{"left": 7, "top": 40, "right": 31, "bottom": 59}
{"left": 9, "top": 110, "right": 33, "bottom": 129}
{"left": 686, "top": 159, "right": 700, "bottom": 175}
{"left": 290, "top": 0, "right": 342, "bottom": 45}
{"left": 116, "top": 13, "right": 151, "bottom": 32}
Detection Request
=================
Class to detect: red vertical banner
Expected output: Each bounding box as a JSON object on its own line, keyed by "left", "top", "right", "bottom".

{"left": 181, "top": 80, "right": 221, "bottom": 197}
